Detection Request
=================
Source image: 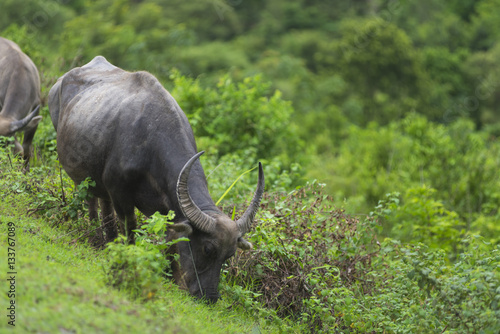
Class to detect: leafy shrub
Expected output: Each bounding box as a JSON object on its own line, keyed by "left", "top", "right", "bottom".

{"left": 0, "top": 148, "right": 102, "bottom": 242}
{"left": 174, "top": 42, "right": 250, "bottom": 77}
{"left": 170, "top": 71, "right": 302, "bottom": 164}
{"left": 64, "top": 177, "right": 95, "bottom": 219}
{"left": 0, "top": 0, "right": 74, "bottom": 42}
{"left": 28, "top": 172, "right": 95, "bottom": 224}
{"left": 312, "top": 114, "right": 500, "bottom": 243}
{"left": 104, "top": 212, "right": 187, "bottom": 300}
{"left": 104, "top": 235, "right": 168, "bottom": 300}
{"left": 320, "top": 18, "right": 428, "bottom": 125}
{"left": 379, "top": 187, "right": 464, "bottom": 256}
{"left": 224, "top": 182, "right": 381, "bottom": 332}
{"left": 170, "top": 71, "right": 305, "bottom": 192}
{"left": 134, "top": 211, "right": 188, "bottom": 261}
{"left": 223, "top": 183, "right": 500, "bottom": 333}
{"left": 384, "top": 237, "right": 500, "bottom": 333}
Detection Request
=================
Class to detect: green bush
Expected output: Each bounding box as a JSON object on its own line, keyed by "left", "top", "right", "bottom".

{"left": 224, "top": 183, "right": 500, "bottom": 333}
{"left": 381, "top": 186, "right": 464, "bottom": 256}
{"left": 0, "top": 147, "right": 103, "bottom": 242}
{"left": 170, "top": 71, "right": 304, "bottom": 174}
{"left": 104, "top": 235, "right": 168, "bottom": 300}
{"left": 317, "top": 18, "right": 429, "bottom": 125}
{"left": 224, "top": 182, "right": 381, "bottom": 332}
{"left": 173, "top": 42, "right": 250, "bottom": 77}
{"left": 311, "top": 114, "right": 500, "bottom": 243}
{"left": 0, "top": 0, "right": 73, "bottom": 41}
{"left": 105, "top": 212, "right": 187, "bottom": 300}
{"left": 384, "top": 237, "right": 500, "bottom": 333}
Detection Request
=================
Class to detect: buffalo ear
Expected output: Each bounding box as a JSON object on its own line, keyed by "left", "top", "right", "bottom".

{"left": 169, "top": 223, "right": 193, "bottom": 236}
{"left": 237, "top": 237, "right": 252, "bottom": 250}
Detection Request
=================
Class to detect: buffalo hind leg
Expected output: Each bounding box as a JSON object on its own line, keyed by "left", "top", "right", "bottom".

{"left": 104, "top": 171, "right": 137, "bottom": 244}
{"left": 21, "top": 117, "right": 40, "bottom": 171}
{"left": 87, "top": 197, "right": 104, "bottom": 246}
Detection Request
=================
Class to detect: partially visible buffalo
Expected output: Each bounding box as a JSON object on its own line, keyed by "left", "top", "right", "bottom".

{"left": 0, "top": 37, "right": 42, "bottom": 167}
{"left": 48, "top": 56, "right": 265, "bottom": 303}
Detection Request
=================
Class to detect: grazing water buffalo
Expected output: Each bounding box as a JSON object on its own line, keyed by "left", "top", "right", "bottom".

{"left": 0, "top": 37, "right": 42, "bottom": 168}
{"left": 48, "top": 56, "right": 264, "bottom": 302}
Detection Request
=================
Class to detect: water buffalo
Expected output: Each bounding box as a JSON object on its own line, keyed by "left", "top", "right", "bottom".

{"left": 0, "top": 37, "right": 42, "bottom": 168}
{"left": 48, "top": 56, "right": 264, "bottom": 302}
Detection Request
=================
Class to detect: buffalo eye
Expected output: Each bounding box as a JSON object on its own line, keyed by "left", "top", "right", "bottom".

{"left": 203, "top": 243, "right": 215, "bottom": 257}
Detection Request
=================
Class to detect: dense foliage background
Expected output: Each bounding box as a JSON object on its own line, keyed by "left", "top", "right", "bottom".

{"left": 1, "top": 0, "right": 499, "bottom": 332}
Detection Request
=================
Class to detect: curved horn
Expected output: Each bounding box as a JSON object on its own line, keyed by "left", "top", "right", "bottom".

{"left": 176, "top": 151, "right": 216, "bottom": 233}
{"left": 9, "top": 105, "right": 41, "bottom": 134}
{"left": 236, "top": 162, "right": 265, "bottom": 236}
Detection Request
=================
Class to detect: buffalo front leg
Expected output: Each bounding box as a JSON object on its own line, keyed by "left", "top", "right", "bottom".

{"left": 109, "top": 199, "right": 136, "bottom": 244}
{"left": 116, "top": 211, "right": 137, "bottom": 245}
{"left": 88, "top": 197, "right": 98, "bottom": 222}
{"left": 100, "top": 198, "right": 117, "bottom": 243}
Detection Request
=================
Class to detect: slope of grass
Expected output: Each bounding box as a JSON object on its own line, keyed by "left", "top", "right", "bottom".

{"left": 0, "top": 190, "right": 298, "bottom": 333}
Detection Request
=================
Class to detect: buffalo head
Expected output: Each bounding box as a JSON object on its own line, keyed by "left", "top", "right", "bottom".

{"left": 0, "top": 105, "right": 41, "bottom": 137}
{"left": 168, "top": 152, "right": 265, "bottom": 303}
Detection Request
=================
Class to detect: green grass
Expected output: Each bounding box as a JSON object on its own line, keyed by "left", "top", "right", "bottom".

{"left": 0, "top": 191, "right": 299, "bottom": 333}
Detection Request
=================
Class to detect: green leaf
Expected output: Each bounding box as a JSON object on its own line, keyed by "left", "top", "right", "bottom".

{"left": 215, "top": 165, "right": 258, "bottom": 205}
